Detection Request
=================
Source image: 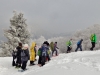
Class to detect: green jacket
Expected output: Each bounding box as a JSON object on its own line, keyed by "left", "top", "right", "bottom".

{"left": 66, "top": 41, "right": 72, "bottom": 46}
{"left": 90, "top": 34, "right": 97, "bottom": 43}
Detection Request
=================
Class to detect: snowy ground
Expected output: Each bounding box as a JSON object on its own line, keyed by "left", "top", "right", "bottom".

{"left": 0, "top": 50, "right": 100, "bottom": 75}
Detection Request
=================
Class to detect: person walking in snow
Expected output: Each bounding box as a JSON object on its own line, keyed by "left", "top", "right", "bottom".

{"left": 41, "top": 42, "right": 49, "bottom": 66}
{"left": 21, "top": 44, "right": 30, "bottom": 71}
{"left": 90, "top": 33, "right": 97, "bottom": 51}
{"left": 66, "top": 39, "right": 72, "bottom": 53}
{"left": 16, "top": 42, "right": 22, "bottom": 68}
{"left": 30, "top": 42, "right": 36, "bottom": 65}
{"left": 44, "top": 41, "right": 51, "bottom": 61}
{"left": 52, "top": 42, "right": 59, "bottom": 56}
{"left": 75, "top": 39, "right": 83, "bottom": 52}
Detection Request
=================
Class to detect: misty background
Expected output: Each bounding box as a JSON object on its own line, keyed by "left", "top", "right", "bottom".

{"left": 0, "top": 0, "right": 100, "bottom": 41}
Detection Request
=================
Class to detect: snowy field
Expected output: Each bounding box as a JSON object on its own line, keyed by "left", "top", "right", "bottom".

{"left": 0, "top": 50, "right": 100, "bottom": 75}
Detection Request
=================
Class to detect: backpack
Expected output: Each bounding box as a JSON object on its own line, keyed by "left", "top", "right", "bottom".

{"left": 21, "top": 50, "right": 26, "bottom": 57}
{"left": 77, "top": 40, "right": 81, "bottom": 45}
{"left": 42, "top": 46, "right": 47, "bottom": 56}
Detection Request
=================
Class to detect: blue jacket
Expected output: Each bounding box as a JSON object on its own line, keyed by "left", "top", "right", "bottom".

{"left": 77, "top": 39, "right": 83, "bottom": 46}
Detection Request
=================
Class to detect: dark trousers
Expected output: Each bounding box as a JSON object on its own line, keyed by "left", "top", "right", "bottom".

{"left": 90, "top": 42, "right": 95, "bottom": 50}
{"left": 75, "top": 45, "right": 82, "bottom": 52}
{"left": 41, "top": 56, "right": 46, "bottom": 66}
{"left": 38, "top": 56, "right": 42, "bottom": 64}
{"left": 21, "top": 61, "right": 27, "bottom": 70}
{"left": 30, "top": 61, "right": 35, "bottom": 65}
{"left": 12, "top": 56, "right": 16, "bottom": 66}
{"left": 16, "top": 56, "right": 21, "bottom": 67}
{"left": 52, "top": 50, "right": 57, "bottom": 56}
{"left": 67, "top": 46, "right": 71, "bottom": 53}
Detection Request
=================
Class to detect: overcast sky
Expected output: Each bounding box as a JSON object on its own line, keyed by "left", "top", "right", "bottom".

{"left": 0, "top": 0, "right": 100, "bottom": 35}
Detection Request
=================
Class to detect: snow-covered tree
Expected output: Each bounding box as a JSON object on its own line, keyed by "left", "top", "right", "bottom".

{"left": 0, "top": 11, "right": 30, "bottom": 56}
{"left": 32, "top": 24, "right": 100, "bottom": 53}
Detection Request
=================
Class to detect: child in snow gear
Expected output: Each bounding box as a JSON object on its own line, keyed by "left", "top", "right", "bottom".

{"left": 30, "top": 42, "right": 36, "bottom": 65}
{"left": 66, "top": 39, "right": 72, "bottom": 53}
{"left": 12, "top": 48, "right": 17, "bottom": 66}
{"left": 75, "top": 39, "right": 83, "bottom": 52}
{"left": 52, "top": 42, "right": 59, "bottom": 56}
{"left": 16, "top": 42, "right": 22, "bottom": 68}
{"left": 90, "top": 33, "right": 97, "bottom": 51}
{"left": 21, "top": 44, "right": 30, "bottom": 70}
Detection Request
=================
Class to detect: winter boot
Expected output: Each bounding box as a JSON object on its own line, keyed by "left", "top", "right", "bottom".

{"left": 32, "top": 61, "right": 35, "bottom": 65}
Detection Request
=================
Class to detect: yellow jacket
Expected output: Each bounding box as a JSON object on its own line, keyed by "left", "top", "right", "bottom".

{"left": 30, "top": 42, "right": 36, "bottom": 61}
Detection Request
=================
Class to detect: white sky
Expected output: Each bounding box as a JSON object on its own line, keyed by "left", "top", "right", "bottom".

{"left": 0, "top": 0, "right": 100, "bottom": 34}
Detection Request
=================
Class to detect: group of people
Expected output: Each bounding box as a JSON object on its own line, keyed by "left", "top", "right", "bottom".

{"left": 12, "top": 33, "right": 97, "bottom": 71}
{"left": 12, "top": 42, "right": 31, "bottom": 71}
{"left": 66, "top": 33, "right": 97, "bottom": 53}
{"left": 12, "top": 41, "right": 59, "bottom": 71}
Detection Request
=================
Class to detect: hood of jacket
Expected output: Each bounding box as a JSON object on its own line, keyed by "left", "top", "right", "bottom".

{"left": 31, "top": 42, "right": 36, "bottom": 48}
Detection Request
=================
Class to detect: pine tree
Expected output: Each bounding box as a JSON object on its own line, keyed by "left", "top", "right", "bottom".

{"left": 0, "top": 11, "right": 30, "bottom": 56}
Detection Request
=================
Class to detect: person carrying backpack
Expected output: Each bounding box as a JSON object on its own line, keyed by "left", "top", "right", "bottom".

{"left": 75, "top": 39, "right": 83, "bottom": 52}
{"left": 30, "top": 42, "right": 36, "bottom": 65}
{"left": 66, "top": 39, "right": 72, "bottom": 53}
{"left": 44, "top": 41, "right": 51, "bottom": 61}
{"left": 41, "top": 42, "right": 49, "bottom": 66}
{"left": 21, "top": 44, "right": 30, "bottom": 71}
{"left": 90, "top": 33, "right": 97, "bottom": 51}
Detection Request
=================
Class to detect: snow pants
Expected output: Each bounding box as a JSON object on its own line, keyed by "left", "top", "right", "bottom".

{"left": 38, "top": 56, "right": 42, "bottom": 64}
{"left": 75, "top": 45, "right": 82, "bottom": 52}
{"left": 16, "top": 56, "right": 21, "bottom": 67}
{"left": 41, "top": 56, "right": 46, "bottom": 66}
{"left": 21, "top": 61, "right": 27, "bottom": 70}
{"left": 90, "top": 42, "right": 95, "bottom": 50}
{"left": 67, "top": 46, "right": 71, "bottom": 53}
{"left": 52, "top": 50, "right": 58, "bottom": 56}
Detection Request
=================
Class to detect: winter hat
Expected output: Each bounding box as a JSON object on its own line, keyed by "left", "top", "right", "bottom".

{"left": 23, "top": 44, "right": 29, "bottom": 49}
{"left": 18, "top": 42, "right": 22, "bottom": 47}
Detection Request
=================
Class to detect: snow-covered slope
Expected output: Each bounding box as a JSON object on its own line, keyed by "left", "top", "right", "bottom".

{"left": 0, "top": 50, "right": 100, "bottom": 75}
